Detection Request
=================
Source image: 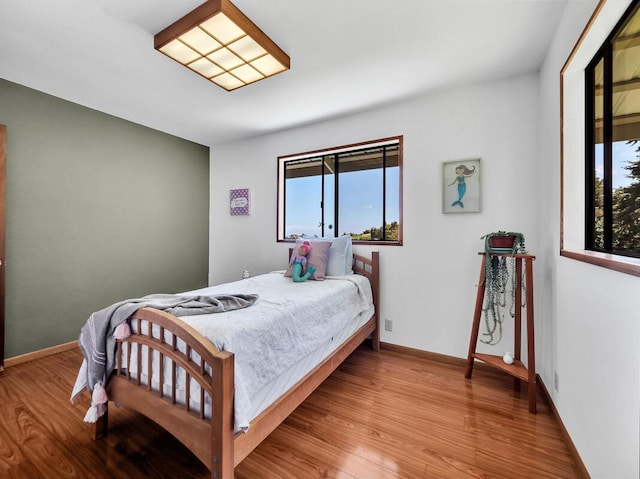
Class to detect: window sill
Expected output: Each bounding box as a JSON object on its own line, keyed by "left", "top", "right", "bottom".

{"left": 560, "top": 249, "right": 640, "bottom": 278}
{"left": 353, "top": 240, "right": 402, "bottom": 246}
{"left": 278, "top": 239, "right": 402, "bottom": 246}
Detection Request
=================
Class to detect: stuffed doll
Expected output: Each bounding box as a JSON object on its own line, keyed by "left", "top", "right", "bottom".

{"left": 291, "top": 241, "right": 316, "bottom": 282}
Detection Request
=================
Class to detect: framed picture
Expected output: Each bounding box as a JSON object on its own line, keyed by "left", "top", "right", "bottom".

{"left": 230, "top": 188, "right": 251, "bottom": 215}
{"left": 442, "top": 158, "right": 481, "bottom": 213}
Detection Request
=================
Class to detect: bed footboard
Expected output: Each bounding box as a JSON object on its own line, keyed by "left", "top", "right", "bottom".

{"left": 99, "top": 307, "right": 235, "bottom": 479}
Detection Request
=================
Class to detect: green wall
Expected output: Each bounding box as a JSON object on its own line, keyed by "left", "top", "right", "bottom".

{"left": 0, "top": 79, "right": 210, "bottom": 358}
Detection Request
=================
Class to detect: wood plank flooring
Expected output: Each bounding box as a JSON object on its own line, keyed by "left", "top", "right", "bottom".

{"left": 0, "top": 346, "right": 582, "bottom": 478}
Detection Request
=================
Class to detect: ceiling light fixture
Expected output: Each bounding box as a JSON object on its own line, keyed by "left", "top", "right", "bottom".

{"left": 154, "top": 0, "right": 290, "bottom": 91}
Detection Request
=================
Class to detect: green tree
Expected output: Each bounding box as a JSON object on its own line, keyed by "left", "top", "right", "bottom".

{"left": 354, "top": 222, "right": 399, "bottom": 241}
{"left": 612, "top": 143, "right": 640, "bottom": 254}
{"left": 594, "top": 176, "right": 604, "bottom": 249}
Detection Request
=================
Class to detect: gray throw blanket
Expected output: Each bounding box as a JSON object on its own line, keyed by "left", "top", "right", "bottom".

{"left": 72, "top": 293, "right": 258, "bottom": 401}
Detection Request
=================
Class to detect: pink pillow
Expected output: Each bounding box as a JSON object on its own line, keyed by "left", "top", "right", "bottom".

{"left": 284, "top": 240, "right": 331, "bottom": 280}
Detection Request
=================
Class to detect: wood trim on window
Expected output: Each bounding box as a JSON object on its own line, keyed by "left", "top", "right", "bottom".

{"left": 277, "top": 135, "right": 403, "bottom": 245}
{"left": 560, "top": 249, "right": 640, "bottom": 277}
{"left": 560, "top": 0, "right": 640, "bottom": 278}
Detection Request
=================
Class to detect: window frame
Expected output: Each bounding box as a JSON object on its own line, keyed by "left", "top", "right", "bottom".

{"left": 561, "top": 0, "right": 640, "bottom": 277}
{"left": 584, "top": 0, "right": 640, "bottom": 258}
{"left": 276, "top": 136, "right": 403, "bottom": 245}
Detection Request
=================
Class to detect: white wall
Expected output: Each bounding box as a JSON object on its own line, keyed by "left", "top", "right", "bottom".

{"left": 539, "top": 1, "right": 640, "bottom": 478}
{"left": 210, "top": 73, "right": 540, "bottom": 359}
{"left": 210, "top": 5, "right": 640, "bottom": 474}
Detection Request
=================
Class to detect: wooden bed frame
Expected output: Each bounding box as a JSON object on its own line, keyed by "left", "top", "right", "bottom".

{"left": 92, "top": 251, "right": 379, "bottom": 479}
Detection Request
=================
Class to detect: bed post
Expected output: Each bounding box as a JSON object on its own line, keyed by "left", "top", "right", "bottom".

{"left": 91, "top": 404, "right": 108, "bottom": 440}
{"left": 211, "top": 353, "right": 235, "bottom": 479}
{"left": 370, "top": 251, "right": 380, "bottom": 351}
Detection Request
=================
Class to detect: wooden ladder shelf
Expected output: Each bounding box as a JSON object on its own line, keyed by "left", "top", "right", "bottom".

{"left": 464, "top": 252, "right": 537, "bottom": 413}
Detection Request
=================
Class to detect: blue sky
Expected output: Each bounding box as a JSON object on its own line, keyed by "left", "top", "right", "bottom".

{"left": 595, "top": 141, "right": 637, "bottom": 189}
{"left": 285, "top": 168, "right": 399, "bottom": 238}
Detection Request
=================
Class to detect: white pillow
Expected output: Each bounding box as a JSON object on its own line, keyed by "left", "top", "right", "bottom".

{"left": 312, "top": 236, "right": 352, "bottom": 275}
{"left": 344, "top": 237, "right": 353, "bottom": 274}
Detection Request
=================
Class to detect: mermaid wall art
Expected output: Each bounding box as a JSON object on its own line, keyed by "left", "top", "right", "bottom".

{"left": 442, "top": 158, "right": 481, "bottom": 213}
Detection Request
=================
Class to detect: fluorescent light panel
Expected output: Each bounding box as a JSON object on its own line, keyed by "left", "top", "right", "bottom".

{"left": 155, "top": 0, "right": 290, "bottom": 91}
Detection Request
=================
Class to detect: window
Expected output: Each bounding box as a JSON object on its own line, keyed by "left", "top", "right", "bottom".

{"left": 585, "top": 1, "right": 640, "bottom": 258}
{"left": 277, "top": 136, "right": 402, "bottom": 244}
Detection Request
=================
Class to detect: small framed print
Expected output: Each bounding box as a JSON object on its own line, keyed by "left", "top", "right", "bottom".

{"left": 230, "top": 188, "right": 250, "bottom": 215}
{"left": 442, "top": 158, "right": 481, "bottom": 213}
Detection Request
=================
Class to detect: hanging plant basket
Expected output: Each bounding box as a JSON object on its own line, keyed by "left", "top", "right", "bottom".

{"left": 478, "top": 231, "right": 527, "bottom": 345}
{"left": 483, "top": 231, "right": 526, "bottom": 255}
{"left": 489, "top": 235, "right": 515, "bottom": 249}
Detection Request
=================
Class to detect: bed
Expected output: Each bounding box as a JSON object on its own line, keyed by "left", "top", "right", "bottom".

{"left": 84, "top": 249, "right": 379, "bottom": 479}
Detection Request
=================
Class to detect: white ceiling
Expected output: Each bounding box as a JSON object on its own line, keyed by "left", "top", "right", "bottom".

{"left": 0, "top": 0, "right": 568, "bottom": 147}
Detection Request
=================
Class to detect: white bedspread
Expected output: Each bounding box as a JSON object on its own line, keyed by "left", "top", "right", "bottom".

{"left": 175, "top": 272, "right": 374, "bottom": 430}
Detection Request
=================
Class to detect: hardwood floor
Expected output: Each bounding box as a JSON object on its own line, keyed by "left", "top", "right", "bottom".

{"left": 0, "top": 346, "right": 582, "bottom": 478}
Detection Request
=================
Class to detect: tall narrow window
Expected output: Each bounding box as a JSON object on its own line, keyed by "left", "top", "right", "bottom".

{"left": 277, "top": 137, "right": 402, "bottom": 244}
{"left": 586, "top": 1, "right": 640, "bottom": 258}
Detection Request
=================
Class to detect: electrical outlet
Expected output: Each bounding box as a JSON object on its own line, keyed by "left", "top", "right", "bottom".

{"left": 554, "top": 372, "right": 560, "bottom": 392}
{"left": 384, "top": 318, "right": 393, "bottom": 332}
